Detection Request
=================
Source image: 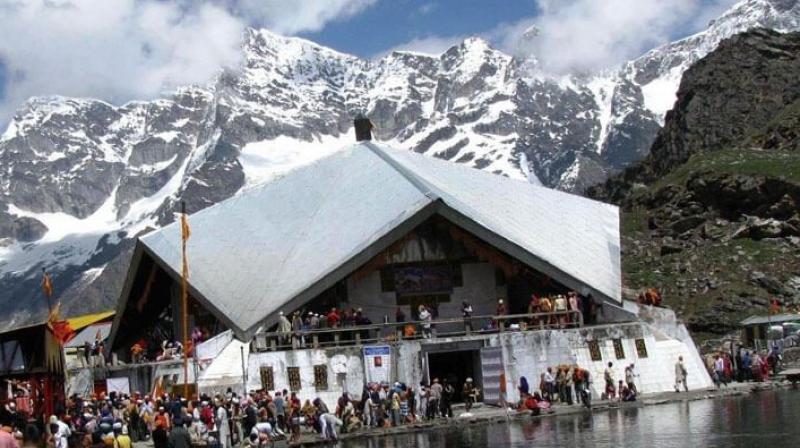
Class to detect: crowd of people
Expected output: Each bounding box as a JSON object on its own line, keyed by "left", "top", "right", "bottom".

{"left": 128, "top": 326, "right": 215, "bottom": 365}
{"left": 706, "top": 346, "right": 781, "bottom": 387}
{"left": 0, "top": 375, "right": 486, "bottom": 448}
{"left": 515, "top": 362, "right": 637, "bottom": 416}
{"left": 269, "top": 292, "right": 597, "bottom": 349}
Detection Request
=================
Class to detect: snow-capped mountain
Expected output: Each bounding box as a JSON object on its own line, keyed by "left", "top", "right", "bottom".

{"left": 0, "top": 0, "right": 798, "bottom": 327}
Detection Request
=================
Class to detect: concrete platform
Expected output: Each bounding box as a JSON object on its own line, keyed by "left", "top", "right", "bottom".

{"left": 132, "top": 381, "right": 789, "bottom": 448}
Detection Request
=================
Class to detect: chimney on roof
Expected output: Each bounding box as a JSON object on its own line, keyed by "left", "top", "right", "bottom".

{"left": 354, "top": 116, "right": 372, "bottom": 142}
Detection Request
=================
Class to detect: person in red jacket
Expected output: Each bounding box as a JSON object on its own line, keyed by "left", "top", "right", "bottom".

{"left": 326, "top": 308, "right": 341, "bottom": 328}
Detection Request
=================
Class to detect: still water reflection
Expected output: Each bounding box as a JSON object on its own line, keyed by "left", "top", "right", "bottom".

{"left": 340, "top": 389, "right": 800, "bottom": 448}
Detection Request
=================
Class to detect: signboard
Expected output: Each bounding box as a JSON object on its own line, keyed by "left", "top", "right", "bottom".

{"left": 394, "top": 265, "right": 453, "bottom": 296}
{"left": 363, "top": 345, "right": 391, "bottom": 384}
{"left": 106, "top": 377, "right": 130, "bottom": 396}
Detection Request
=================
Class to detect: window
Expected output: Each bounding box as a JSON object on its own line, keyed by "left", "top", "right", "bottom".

{"left": 259, "top": 366, "right": 274, "bottom": 392}
{"left": 314, "top": 365, "right": 328, "bottom": 391}
{"left": 287, "top": 367, "right": 301, "bottom": 391}
{"left": 588, "top": 340, "right": 602, "bottom": 361}
{"left": 613, "top": 339, "right": 625, "bottom": 359}
{"left": 635, "top": 339, "right": 649, "bottom": 358}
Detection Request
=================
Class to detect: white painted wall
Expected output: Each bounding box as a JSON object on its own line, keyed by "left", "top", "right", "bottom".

{"left": 240, "top": 321, "right": 711, "bottom": 408}
{"left": 247, "top": 348, "right": 365, "bottom": 406}
{"left": 79, "top": 318, "right": 709, "bottom": 405}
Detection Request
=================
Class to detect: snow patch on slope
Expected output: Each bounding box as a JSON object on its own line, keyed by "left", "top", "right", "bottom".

{"left": 586, "top": 75, "right": 617, "bottom": 154}
{"left": 641, "top": 68, "right": 682, "bottom": 122}
{"left": 7, "top": 187, "right": 120, "bottom": 244}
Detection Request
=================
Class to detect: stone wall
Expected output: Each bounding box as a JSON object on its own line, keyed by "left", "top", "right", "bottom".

{"left": 346, "top": 261, "right": 504, "bottom": 329}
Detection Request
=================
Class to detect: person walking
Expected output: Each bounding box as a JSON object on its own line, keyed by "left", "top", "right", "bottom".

{"left": 625, "top": 364, "right": 638, "bottom": 395}
{"left": 578, "top": 368, "right": 592, "bottom": 409}
{"left": 675, "top": 356, "right": 688, "bottom": 392}
{"left": 292, "top": 311, "right": 305, "bottom": 348}
{"left": 603, "top": 362, "right": 616, "bottom": 400}
{"left": 713, "top": 354, "right": 726, "bottom": 388}
{"left": 215, "top": 399, "right": 230, "bottom": 448}
{"left": 565, "top": 365, "right": 575, "bottom": 405}
{"left": 568, "top": 292, "right": 580, "bottom": 325}
{"left": 168, "top": 417, "right": 191, "bottom": 448}
{"left": 277, "top": 311, "right": 291, "bottom": 346}
{"left": 428, "top": 379, "right": 442, "bottom": 419}
{"left": 462, "top": 378, "right": 478, "bottom": 412}
{"left": 440, "top": 380, "right": 454, "bottom": 418}
{"left": 543, "top": 368, "right": 556, "bottom": 402}
{"left": 416, "top": 382, "right": 428, "bottom": 420}
{"left": 554, "top": 295, "right": 568, "bottom": 327}
{"left": 462, "top": 301, "right": 474, "bottom": 333}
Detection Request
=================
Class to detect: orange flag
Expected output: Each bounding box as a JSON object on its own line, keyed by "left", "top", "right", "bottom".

{"left": 42, "top": 269, "right": 53, "bottom": 298}
{"left": 181, "top": 213, "right": 191, "bottom": 242}
{"left": 50, "top": 320, "right": 75, "bottom": 345}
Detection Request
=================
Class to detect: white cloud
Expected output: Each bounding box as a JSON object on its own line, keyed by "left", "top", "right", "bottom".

{"left": 510, "top": 0, "right": 740, "bottom": 74}
{"left": 0, "top": 0, "right": 376, "bottom": 124}
{"left": 381, "top": 0, "right": 738, "bottom": 73}
{"left": 226, "top": 0, "right": 377, "bottom": 34}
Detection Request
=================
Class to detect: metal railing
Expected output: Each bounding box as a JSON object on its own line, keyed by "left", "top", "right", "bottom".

{"left": 252, "top": 310, "right": 583, "bottom": 352}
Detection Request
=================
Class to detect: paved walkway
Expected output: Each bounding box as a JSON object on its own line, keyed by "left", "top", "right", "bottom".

{"left": 133, "top": 381, "right": 787, "bottom": 447}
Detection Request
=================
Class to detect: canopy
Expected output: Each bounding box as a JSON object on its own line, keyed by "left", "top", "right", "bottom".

{"left": 196, "top": 338, "right": 249, "bottom": 396}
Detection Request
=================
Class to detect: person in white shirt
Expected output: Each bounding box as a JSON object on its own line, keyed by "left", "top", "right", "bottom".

{"left": 215, "top": 399, "right": 230, "bottom": 448}
{"left": 418, "top": 306, "right": 432, "bottom": 338}
{"left": 417, "top": 383, "right": 428, "bottom": 419}
{"left": 713, "top": 354, "right": 727, "bottom": 388}
{"left": 49, "top": 416, "right": 70, "bottom": 448}
{"left": 543, "top": 368, "right": 556, "bottom": 401}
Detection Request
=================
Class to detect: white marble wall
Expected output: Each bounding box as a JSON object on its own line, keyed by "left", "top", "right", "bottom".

{"left": 247, "top": 348, "right": 365, "bottom": 406}
{"left": 232, "top": 321, "right": 712, "bottom": 405}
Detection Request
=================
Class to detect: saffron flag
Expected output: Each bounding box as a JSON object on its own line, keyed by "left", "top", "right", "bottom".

{"left": 42, "top": 270, "right": 53, "bottom": 298}
{"left": 181, "top": 212, "right": 191, "bottom": 242}
{"left": 50, "top": 320, "right": 76, "bottom": 345}
{"left": 46, "top": 303, "right": 75, "bottom": 345}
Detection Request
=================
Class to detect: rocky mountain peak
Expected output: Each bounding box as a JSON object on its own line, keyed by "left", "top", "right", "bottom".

{"left": 593, "top": 28, "right": 800, "bottom": 335}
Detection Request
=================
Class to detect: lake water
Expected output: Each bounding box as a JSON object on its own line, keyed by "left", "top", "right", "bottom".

{"left": 339, "top": 389, "right": 800, "bottom": 448}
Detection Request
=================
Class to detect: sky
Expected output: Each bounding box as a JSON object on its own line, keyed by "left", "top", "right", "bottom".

{"left": 0, "top": 0, "right": 738, "bottom": 126}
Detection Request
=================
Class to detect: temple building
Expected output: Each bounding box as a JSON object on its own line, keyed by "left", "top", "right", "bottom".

{"left": 94, "top": 124, "right": 712, "bottom": 404}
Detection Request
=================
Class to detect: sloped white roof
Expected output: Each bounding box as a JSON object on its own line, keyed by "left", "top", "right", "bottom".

{"left": 138, "top": 142, "right": 620, "bottom": 339}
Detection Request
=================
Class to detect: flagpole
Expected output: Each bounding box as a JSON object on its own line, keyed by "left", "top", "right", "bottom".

{"left": 181, "top": 201, "right": 190, "bottom": 400}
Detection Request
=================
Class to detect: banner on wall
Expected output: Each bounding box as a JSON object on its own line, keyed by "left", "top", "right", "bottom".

{"left": 394, "top": 265, "right": 453, "bottom": 296}
{"left": 106, "top": 377, "right": 130, "bottom": 396}
{"left": 363, "top": 345, "right": 391, "bottom": 384}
